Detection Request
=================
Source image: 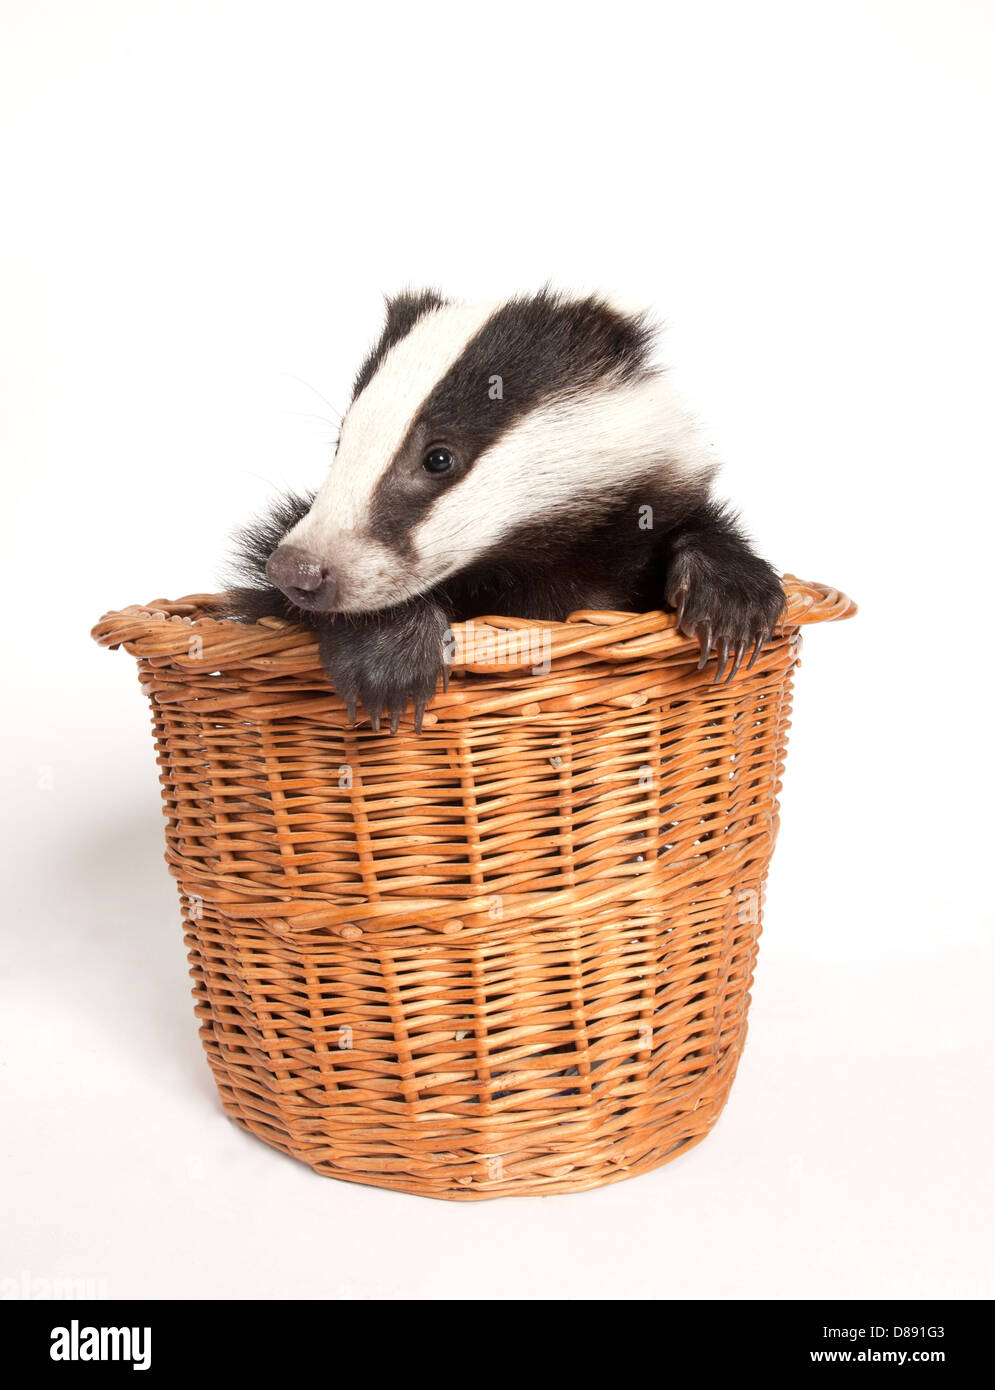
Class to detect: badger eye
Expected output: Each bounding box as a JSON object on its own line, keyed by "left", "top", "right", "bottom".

{"left": 423, "top": 447, "right": 455, "bottom": 475}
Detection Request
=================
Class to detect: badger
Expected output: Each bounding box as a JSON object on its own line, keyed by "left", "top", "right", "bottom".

{"left": 225, "top": 288, "right": 785, "bottom": 731}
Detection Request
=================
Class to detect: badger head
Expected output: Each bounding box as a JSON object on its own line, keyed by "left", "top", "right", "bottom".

{"left": 264, "top": 288, "right": 716, "bottom": 614}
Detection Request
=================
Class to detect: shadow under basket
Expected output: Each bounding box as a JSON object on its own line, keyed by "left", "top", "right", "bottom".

{"left": 93, "top": 576, "right": 854, "bottom": 1200}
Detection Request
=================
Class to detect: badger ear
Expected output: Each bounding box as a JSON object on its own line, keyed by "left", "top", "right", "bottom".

{"left": 351, "top": 289, "right": 449, "bottom": 400}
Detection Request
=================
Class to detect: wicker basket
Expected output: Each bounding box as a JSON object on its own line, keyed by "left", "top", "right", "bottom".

{"left": 92, "top": 576, "right": 853, "bottom": 1199}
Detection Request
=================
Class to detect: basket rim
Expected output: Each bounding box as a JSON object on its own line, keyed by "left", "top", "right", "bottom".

{"left": 91, "top": 574, "right": 855, "bottom": 674}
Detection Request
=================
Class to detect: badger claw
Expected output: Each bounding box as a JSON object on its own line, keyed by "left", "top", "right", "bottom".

{"left": 318, "top": 603, "right": 448, "bottom": 736}
{"left": 674, "top": 588, "right": 688, "bottom": 632}
{"left": 726, "top": 639, "right": 748, "bottom": 683}
{"left": 745, "top": 629, "right": 769, "bottom": 671}
{"left": 696, "top": 624, "right": 713, "bottom": 671}
{"left": 665, "top": 550, "right": 785, "bottom": 685}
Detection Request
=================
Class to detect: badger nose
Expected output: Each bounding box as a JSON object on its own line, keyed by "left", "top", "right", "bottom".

{"left": 266, "top": 545, "right": 336, "bottom": 609}
{"left": 267, "top": 545, "right": 323, "bottom": 592}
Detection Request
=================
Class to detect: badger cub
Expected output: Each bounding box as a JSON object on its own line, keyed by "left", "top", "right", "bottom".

{"left": 226, "top": 289, "right": 785, "bottom": 731}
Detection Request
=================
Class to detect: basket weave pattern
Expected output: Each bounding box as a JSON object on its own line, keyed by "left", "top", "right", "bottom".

{"left": 93, "top": 577, "right": 853, "bottom": 1199}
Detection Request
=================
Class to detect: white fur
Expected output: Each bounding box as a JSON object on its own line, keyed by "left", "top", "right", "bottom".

{"left": 283, "top": 298, "right": 716, "bottom": 612}
{"left": 409, "top": 373, "right": 717, "bottom": 589}
{"left": 284, "top": 299, "right": 495, "bottom": 604}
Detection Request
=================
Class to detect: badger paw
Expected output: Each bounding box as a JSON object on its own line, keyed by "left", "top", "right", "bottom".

{"left": 318, "top": 601, "right": 449, "bottom": 734}
{"left": 665, "top": 549, "right": 786, "bottom": 683}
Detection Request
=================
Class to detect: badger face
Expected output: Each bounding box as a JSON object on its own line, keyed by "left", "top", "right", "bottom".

{"left": 266, "top": 289, "right": 716, "bottom": 614}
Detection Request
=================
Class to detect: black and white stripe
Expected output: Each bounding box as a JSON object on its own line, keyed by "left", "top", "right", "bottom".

{"left": 226, "top": 286, "right": 785, "bottom": 725}
{"left": 282, "top": 288, "right": 716, "bottom": 612}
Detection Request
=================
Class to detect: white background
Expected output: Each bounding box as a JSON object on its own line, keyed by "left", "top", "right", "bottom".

{"left": 2, "top": 0, "right": 992, "bottom": 1300}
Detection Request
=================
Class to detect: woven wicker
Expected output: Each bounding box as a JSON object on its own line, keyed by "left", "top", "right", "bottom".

{"left": 92, "top": 575, "right": 853, "bottom": 1199}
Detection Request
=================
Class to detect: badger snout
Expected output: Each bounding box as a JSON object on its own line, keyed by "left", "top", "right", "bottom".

{"left": 266, "top": 544, "right": 337, "bottom": 611}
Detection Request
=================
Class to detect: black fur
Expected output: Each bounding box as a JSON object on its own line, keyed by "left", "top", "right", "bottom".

{"left": 225, "top": 483, "right": 783, "bottom": 726}
{"left": 218, "top": 489, "right": 316, "bottom": 624}
{"left": 417, "top": 288, "right": 653, "bottom": 450}
{"left": 224, "top": 291, "right": 785, "bottom": 728}
{"left": 319, "top": 597, "right": 450, "bottom": 735}
{"left": 369, "top": 289, "right": 655, "bottom": 551}
{"left": 658, "top": 501, "right": 785, "bottom": 679}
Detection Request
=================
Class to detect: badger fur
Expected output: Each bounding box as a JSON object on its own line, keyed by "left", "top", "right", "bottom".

{"left": 225, "top": 288, "right": 785, "bottom": 731}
